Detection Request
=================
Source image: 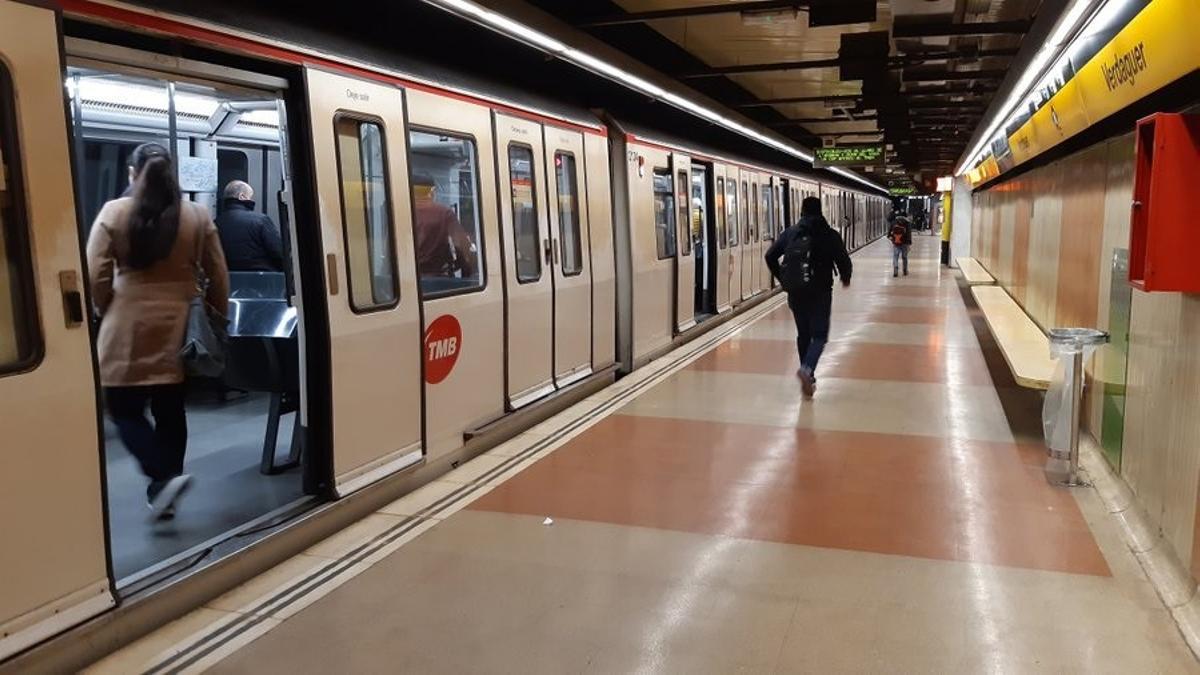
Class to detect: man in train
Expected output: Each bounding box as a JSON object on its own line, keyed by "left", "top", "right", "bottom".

{"left": 765, "top": 196, "right": 852, "bottom": 399}
{"left": 413, "top": 173, "right": 477, "bottom": 280}
{"left": 215, "top": 180, "right": 286, "bottom": 273}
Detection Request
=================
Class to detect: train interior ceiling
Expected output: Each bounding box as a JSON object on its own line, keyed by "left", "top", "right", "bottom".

{"left": 68, "top": 62, "right": 306, "bottom": 584}
{"left": 44, "top": 10, "right": 887, "bottom": 595}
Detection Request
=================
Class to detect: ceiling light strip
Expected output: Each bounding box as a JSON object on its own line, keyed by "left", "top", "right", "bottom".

{"left": 955, "top": 0, "right": 1109, "bottom": 175}
{"left": 423, "top": 0, "right": 888, "bottom": 194}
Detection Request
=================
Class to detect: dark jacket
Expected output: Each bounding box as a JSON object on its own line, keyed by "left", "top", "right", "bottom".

{"left": 765, "top": 213, "right": 852, "bottom": 294}
{"left": 215, "top": 198, "right": 285, "bottom": 272}
{"left": 890, "top": 219, "right": 913, "bottom": 246}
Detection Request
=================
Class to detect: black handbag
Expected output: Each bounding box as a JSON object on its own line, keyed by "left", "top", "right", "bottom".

{"left": 180, "top": 224, "right": 227, "bottom": 378}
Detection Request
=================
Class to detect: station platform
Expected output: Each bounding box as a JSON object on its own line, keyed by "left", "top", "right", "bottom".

{"left": 88, "top": 235, "right": 1197, "bottom": 673}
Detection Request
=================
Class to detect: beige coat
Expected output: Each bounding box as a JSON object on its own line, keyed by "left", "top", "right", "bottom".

{"left": 86, "top": 198, "right": 230, "bottom": 387}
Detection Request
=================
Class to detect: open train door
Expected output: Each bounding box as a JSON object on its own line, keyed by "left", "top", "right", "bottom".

{"left": 305, "top": 68, "right": 423, "bottom": 496}
{"left": 713, "top": 169, "right": 731, "bottom": 314}
{"left": 0, "top": 1, "right": 114, "bottom": 658}
{"left": 670, "top": 153, "right": 695, "bottom": 333}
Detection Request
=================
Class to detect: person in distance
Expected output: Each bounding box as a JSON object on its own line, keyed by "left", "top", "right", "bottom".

{"left": 889, "top": 214, "right": 912, "bottom": 277}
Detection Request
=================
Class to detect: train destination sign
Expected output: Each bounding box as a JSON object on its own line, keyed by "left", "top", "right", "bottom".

{"left": 813, "top": 145, "right": 884, "bottom": 168}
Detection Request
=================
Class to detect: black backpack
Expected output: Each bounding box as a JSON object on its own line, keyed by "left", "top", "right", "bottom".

{"left": 780, "top": 225, "right": 815, "bottom": 293}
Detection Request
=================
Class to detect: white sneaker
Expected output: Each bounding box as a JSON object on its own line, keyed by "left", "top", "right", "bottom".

{"left": 148, "top": 474, "right": 192, "bottom": 521}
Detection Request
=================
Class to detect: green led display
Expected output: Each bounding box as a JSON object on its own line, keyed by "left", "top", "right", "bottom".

{"left": 814, "top": 145, "right": 884, "bottom": 168}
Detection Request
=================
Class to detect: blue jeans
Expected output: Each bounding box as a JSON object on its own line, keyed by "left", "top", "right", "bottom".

{"left": 787, "top": 292, "right": 832, "bottom": 374}
{"left": 892, "top": 244, "right": 909, "bottom": 273}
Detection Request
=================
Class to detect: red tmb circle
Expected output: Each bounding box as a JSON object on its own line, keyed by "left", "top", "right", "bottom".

{"left": 423, "top": 315, "right": 463, "bottom": 385}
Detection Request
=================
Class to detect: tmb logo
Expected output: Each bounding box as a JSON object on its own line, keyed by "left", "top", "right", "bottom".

{"left": 423, "top": 314, "right": 462, "bottom": 385}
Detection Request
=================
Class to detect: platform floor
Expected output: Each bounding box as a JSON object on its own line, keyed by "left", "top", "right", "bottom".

{"left": 88, "top": 234, "right": 1198, "bottom": 673}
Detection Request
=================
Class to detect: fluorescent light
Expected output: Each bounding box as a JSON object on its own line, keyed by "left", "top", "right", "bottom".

{"left": 421, "top": 0, "right": 886, "bottom": 193}
{"left": 954, "top": 0, "right": 1109, "bottom": 175}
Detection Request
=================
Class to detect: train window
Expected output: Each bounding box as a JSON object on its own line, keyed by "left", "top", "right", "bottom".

{"left": 763, "top": 185, "right": 774, "bottom": 240}
{"left": 0, "top": 64, "right": 40, "bottom": 373}
{"left": 715, "top": 177, "right": 726, "bottom": 250}
{"left": 740, "top": 181, "right": 750, "bottom": 243}
{"left": 334, "top": 116, "right": 398, "bottom": 311}
{"left": 751, "top": 183, "right": 759, "bottom": 242}
{"left": 508, "top": 144, "right": 541, "bottom": 283}
{"left": 652, "top": 169, "right": 677, "bottom": 260}
{"left": 677, "top": 169, "right": 690, "bottom": 257}
{"left": 555, "top": 152, "right": 583, "bottom": 276}
{"left": 725, "top": 178, "right": 738, "bottom": 246}
{"left": 409, "top": 129, "right": 484, "bottom": 296}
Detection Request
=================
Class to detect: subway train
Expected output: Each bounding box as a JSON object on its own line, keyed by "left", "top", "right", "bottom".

{"left": 0, "top": 0, "right": 887, "bottom": 660}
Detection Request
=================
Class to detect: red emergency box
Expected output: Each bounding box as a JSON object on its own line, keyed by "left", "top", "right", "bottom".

{"left": 1129, "top": 113, "right": 1200, "bottom": 292}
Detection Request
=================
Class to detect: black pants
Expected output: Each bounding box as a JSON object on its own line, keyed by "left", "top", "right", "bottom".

{"left": 787, "top": 292, "right": 832, "bottom": 373}
{"left": 106, "top": 384, "right": 187, "bottom": 497}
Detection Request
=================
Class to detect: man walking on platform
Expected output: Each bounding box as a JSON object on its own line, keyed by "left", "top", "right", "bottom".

{"left": 889, "top": 214, "right": 912, "bottom": 277}
{"left": 765, "top": 196, "right": 852, "bottom": 398}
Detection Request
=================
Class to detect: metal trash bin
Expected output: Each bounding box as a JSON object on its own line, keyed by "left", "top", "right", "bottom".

{"left": 1043, "top": 327, "right": 1109, "bottom": 486}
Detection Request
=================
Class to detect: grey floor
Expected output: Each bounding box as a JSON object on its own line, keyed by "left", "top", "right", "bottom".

{"left": 103, "top": 391, "right": 304, "bottom": 580}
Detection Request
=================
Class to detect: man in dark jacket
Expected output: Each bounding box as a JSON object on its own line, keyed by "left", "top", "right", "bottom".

{"left": 889, "top": 214, "right": 913, "bottom": 277}
{"left": 215, "top": 180, "right": 286, "bottom": 272}
{"left": 765, "top": 196, "right": 852, "bottom": 398}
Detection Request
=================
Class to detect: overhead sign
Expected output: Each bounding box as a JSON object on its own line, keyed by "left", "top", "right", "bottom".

{"left": 1003, "top": 0, "right": 1199, "bottom": 172}
{"left": 889, "top": 187, "right": 917, "bottom": 196}
{"left": 813, "top": 145, "right": 885, "bottom": 168}
{"left": 936, "top": 176, "right": 954, "bottom": 192}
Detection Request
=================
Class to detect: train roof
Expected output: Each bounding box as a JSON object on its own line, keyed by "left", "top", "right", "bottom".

{"left": 64, "top": 0, "right": 604, "bottom": 133}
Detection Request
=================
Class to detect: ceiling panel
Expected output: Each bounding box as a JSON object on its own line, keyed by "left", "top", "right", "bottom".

{"left": 561, "top": 0, "right": 1042, "bottom": 178}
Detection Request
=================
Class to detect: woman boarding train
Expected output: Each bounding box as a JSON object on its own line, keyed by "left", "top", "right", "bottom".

{"left": 86, "top": 143, "right": 230, "bottom": 521}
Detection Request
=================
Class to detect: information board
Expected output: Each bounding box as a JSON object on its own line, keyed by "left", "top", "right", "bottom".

{"left": 814, "top": 145, "right": 884, "bottom": 168}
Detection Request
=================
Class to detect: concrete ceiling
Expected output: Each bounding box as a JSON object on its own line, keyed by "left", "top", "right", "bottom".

{"left": 527, "top": 0, "right": 1042, "bottom": 185}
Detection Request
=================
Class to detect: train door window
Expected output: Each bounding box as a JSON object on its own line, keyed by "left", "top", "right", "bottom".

{"left": 750, "top": 183, "right": 759, "bottom": 241}
{"left": 0, "top": 64, "right": 38, "bottom": 372}
{"left": 508, "top": 144, "right": 541, "bottom": 283}
{"left": 726, "top": 178, "right": 738, "bottom": 246}
{"left": 740, "top": 181, "right": 750, "bottom": 243}
{"left": 715, "top": 176, "right": 726, "bottom": 249}
{"left": 408, "top": 129, "right": 484, "bottom": 295}
{"left": 335, "top": 116, "right": 398, "bottom": 310}
{"left": 554, "top": 152, "right": 582, "bottom": 275}
{"left": 652, "top": 169, "right": 676, "bottom": 259}
{"left": 677, "top": 169, "right": 690, "bottom": 256}
{"left": 763, "top": 185, "right": 774, "bottom": 240}
{"left": 218, "top": 148, "right": 250, "bottom": 191}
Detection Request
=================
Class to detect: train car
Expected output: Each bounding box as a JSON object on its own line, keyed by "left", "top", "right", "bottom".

{"left": 0, "top": 0, "right": 888, "bottom": 662}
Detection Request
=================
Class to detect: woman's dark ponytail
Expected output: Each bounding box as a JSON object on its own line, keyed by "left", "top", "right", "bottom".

{"left": 126, "top": 143, "right": 181, "bottom": 269}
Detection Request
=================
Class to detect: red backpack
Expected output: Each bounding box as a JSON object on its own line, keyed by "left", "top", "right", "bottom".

{"left": 890, "top": 222, "right": 906, "bottom": 245}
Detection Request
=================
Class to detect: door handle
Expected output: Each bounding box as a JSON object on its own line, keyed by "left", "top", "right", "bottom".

{"left": 326, "top": 253, "right": 339, "bottom": 296}
{"left": 59, "top": 270, "right": 84, "bottom": 328}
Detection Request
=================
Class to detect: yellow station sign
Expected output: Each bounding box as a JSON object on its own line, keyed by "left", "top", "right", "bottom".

{"left": 1004, "top": 0, "right": 1199, "bottom": 170}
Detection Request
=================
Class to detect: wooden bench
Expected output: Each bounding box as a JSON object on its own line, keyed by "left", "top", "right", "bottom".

{"left": 956, "top": 257, "right": 996, "bottom": 285}
{"left": 970, "top": 286, "right": 1054, "bottom": 389}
